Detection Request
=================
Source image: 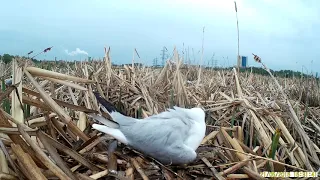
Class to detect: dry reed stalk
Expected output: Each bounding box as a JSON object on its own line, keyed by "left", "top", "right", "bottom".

{"left": 76, "top": 173, "right": 95, "bottom": 180}
{"left": 88, "top": 153, "right": 127, "bottom": 165}
{"left": 201, "top": 130, "right": 219, "bottom": 144}
{"left": 89, "top": 170, "right": 108, "bottom": 179}
{"left": 242, "top": 167, "right": 267, "bottom": 180}
{"left": 201, "top": 157, "right": 225, "bottom": 180}
{"left": 11, "top": 144, "right": 47, "bottom": 180}
{"left": 24, "top": 70, "right": 89, "bottom": 141}
{"left": 221, "top": 128, "right": 248, "bottom": 161}
{"left": 0, "top": 147, "right": 9, "bottom": 174}
{"left": 253, "top": 54, "right": 320, "bottom": 168}
{"left": 11, "top": 59, "right": 24, "bottom": 125}
{"left": 0, "top": 86, "right": 15, "bottom": 103}
{"left": 107, "top": 140, "right": 118, "bottom": 173}
{"left": 227, "top": 174, "right": 249, "bottom": 179}
{"left": 78, "top": 112, "right": 87, "bottom": 131}
{"left": 0, "top": 110, "right": 46, "bottom": 169}
{"left": 37, "top": 131, "right": 77, "bottom": 180}
{"left": 220, "top": 158, "right": 251, "bottom": 176}
{"left": 125, "top": 167, "right": 134, "bottom": 180}
{"left": 17, "top": 124, "right": 70, "bottom": 180}
{"left": 26, "top": 66, "right": 94, "bottom": 83}
{"left": 41, "top": 76, "right": 88, "bottom": 91}
{"left": 23, "top": 87, "right": 97, "bottom": 113}
{"left": 78, "top": 137, "right": 106, "bottom": 154}
{"left": 39, "top": 131, "right": 100, "bottom": 172}
{"left": 213, "top": 145, "right": 307, "bottom": 171}
{"left": 103, "top": 47, "right": 112, "bottom": 99}
{"left": 131, "top": 158, "right": 149, "bottom": 180}
{"left": 0, "top": 173, "right": 18, "bottom": 180}
{"left": 0, "top": 140, "right": 22, "bottom": 180}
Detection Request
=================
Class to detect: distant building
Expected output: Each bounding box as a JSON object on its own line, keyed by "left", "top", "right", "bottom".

{"left": 237, "top": 55, "right": 248, "bottom": 68}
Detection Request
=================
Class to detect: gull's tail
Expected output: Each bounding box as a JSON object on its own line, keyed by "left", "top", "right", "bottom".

{"left": 89, "top": 92, "right": 128, "bottom": 144}
{"left": 93, "top": 92, "right": 117, "bottom": 113}
{"left": 92, "top": 124, "right": 128, "bottom": 144}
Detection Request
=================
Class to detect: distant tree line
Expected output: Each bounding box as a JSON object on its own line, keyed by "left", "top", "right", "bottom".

{"left": 238, "top": 67, "right": 316, "bottom": 79}
{"left": 0, "top": 54, "right": 15, "bottom": 64}
{"left": 1, "top": 53, "right": 317, "bottom": 79}
{"left": 0, "top": 53, "right": 41, "bottom": 64}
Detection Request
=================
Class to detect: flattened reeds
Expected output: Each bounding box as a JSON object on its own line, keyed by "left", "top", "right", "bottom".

{"left": 0, "top": 54, "right": 318, "bottom": 179}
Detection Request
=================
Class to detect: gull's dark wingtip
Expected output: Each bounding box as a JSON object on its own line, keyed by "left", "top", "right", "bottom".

{"left": 93, "top": 92, "right": 117, "bottom": 113}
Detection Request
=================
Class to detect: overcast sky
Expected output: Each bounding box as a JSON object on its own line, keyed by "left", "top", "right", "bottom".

{"left": 1, "top": 0, "right": 319, "bottom": 74}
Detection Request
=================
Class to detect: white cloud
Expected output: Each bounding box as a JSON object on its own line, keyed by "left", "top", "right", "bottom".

{"left": 65, "top": 48, "right": 88, "bottom": 56}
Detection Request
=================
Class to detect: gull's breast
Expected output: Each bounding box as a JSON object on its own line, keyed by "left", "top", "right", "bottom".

{"left": 184, "top": 121, "right": 206, "bottom": 150}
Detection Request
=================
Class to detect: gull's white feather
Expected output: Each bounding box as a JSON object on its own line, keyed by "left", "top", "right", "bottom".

{"left": 92, "top": 124, "right": 128, "bottom": 144}
{"left": 87, "top": 113, "right": 119, "bottom": 128}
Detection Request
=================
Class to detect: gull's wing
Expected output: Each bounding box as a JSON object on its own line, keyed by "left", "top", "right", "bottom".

{"left": 114, "top": 111, "right": 191, "bottom": 149}
{"left": 145, "top": 106, "right": 192, "bottom": 126}
{"left": 112, "top": 111, "right": 197, "bottom": 164}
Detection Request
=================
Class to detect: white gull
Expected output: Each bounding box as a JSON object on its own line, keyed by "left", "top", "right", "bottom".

{"left": 88, "top": 92, "right": 206, "bottom": 165}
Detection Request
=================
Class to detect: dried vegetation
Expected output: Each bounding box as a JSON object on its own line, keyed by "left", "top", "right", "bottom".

{"left": 0, "top": 49, "right": 319, "bottom": 180}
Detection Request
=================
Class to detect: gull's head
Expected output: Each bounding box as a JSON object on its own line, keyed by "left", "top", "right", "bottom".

{"left": 189, "top": 107, "right": 205, "bottom": 122}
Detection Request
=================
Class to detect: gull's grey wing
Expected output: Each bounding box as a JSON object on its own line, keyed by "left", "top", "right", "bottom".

{"left": 119, "top": 117, "right": 194, "bottom": 164}
{"left": 145, "top": 106, "right": 192, "bottom": 126}
{"left": 108, "top": 110, "right": 197, "bottom": 164}
{"left": 109, "top": 107, "right": 193, "bottom": 145}
{"left": 109, "top": 110, "right": 190, "bottom": 144}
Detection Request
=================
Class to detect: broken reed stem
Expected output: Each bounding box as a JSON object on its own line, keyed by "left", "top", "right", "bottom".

{"left": 196, "top": 26, "right": 205, "bottom": 87}
{"left": 253, "top": 54, "right": 320, "bottom": 168}
{"left": 89, "top": 170, "right": 109, "bottom": 179}
{"left": 37, "top": 131, "right": 77, "bottom": 180}
{"left": 234, "top": 1, "right": 240, "bottom": 73}
{"left": 201, "top": 157, "right": 226, "bottom": 180}
{"left": 0, "top": 147, "right": 9, "bottom": 174}
{"left": 220, "top": 158, "right": 251, "bottom": 176}
{"left": 24, "top": 69, "right": 89, "bottom": 141}
{"left": 39, "top": 131, "right": 100, "bottom": 172}
{"left": 0, "top": 140, "right": 23, "bottom": 180}
{"left": 243, "top": 167, "right": 267, "bottom": 180}
{"left": 11, "top": 143, "right": 47, "bottom": 180}
{"left": 11, "top": 59, "right": 24, "bottom": 125}
{"left": 213, "top": 145, "right": 307, "bottom": 171}
{"left": 0, "top": 109, "right": 46, "bottom": 169}
{"left": 107, "top": 140, "right": 118, "bottom": 172}
{"left": 17, "top": 124, "right": 70, "bottom": 180}
{"left": 131, "top": 158, "right": 149, "bottom": 180}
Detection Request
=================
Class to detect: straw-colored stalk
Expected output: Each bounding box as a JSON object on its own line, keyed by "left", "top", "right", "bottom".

{"left": 11, "top": 59, "right": 24, "bottom": 125}
{"left": 17, "top": 124, "right": 70, "bottom": 180}
{"left": 24, "top": 70, "right": 89, "bottom": 141}
{"left": 41, "top": 76, "right": 88, "bottom": 91}
{"left": 37, "top": 131, "right": 77, "bottom": 180}
{"left": 11, "top": 143, "right": 47, "bottom": 180}
{"left": 89, "top": 170, "right": 109, "bottom": 179}
{"left": 201, "top": 157, "right": 226, "bottom": 180}
{"left": 26, "top": 66, "right": 94, "bottom": 83}
{"left": 0, "top": 147, "right": 9, "bottom": 174}
{"left": 196, "top": 26, "right": 205, "bottom": 87}
{"left": 131, "top": 158, "right": 149, "bottom": 180}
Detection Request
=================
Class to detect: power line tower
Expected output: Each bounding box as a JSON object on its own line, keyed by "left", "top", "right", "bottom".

{"left": 210, "top": 53, "right": 215, "bottom": 68}
{"left": 160, "top": 46, "right": 168, "bottom": 66}
{"left": 214, "top": 58, "right": 218, "bottom": 68}
{"left": 153, "top": 58, "right": 158, "bottom": 67}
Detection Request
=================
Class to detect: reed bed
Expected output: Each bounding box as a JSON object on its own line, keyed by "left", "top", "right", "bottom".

{"left": 0, "top": 50, "right": 319, "bottom": 180}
